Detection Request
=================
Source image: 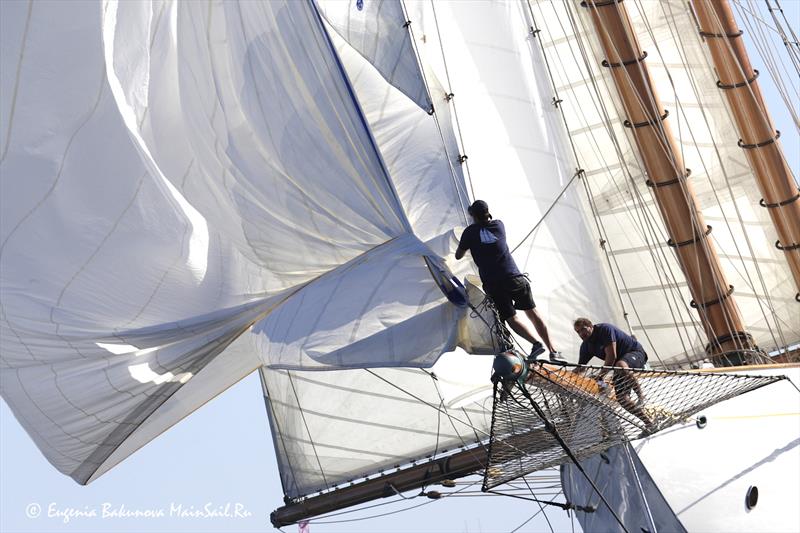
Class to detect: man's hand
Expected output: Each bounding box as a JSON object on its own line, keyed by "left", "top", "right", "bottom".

{"left": 455, "top": 246, "right": 466, "bottom": 260}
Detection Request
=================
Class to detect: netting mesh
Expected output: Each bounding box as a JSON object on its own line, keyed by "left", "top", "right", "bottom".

{"left": 483, "top": 363, "right": 785, "bottom": 491}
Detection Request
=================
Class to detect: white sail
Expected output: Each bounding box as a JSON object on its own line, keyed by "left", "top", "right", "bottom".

{"left": 316, "top": 0, "right": 432, "bottom": 112}
{"left": 0, "top": 0, "right": 468, "bottom": 484}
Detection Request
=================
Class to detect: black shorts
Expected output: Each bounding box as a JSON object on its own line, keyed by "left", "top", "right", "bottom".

{"left": 613, "top": 350, "right": 647, "bottom": 396}
{"left": 484, "top": 276, "right": 536, "bottom": 321}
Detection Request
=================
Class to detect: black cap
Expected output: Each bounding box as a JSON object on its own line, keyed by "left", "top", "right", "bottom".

{"left": 468, "top": 200, "right": 489, "bottom": 217}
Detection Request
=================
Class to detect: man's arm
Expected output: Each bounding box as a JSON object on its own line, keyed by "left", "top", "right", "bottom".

{"left": 597, "top": 341, "right": 617, "bottom": 379}
{"left": 455, "top": 246, "right": 467, "bottom": 260}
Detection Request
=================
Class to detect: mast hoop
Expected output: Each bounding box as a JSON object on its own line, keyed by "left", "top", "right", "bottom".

{"left": 705, "top": 330, "right": 754, "bottom": 350}
{"left": 690, "top": 284, "right": 734, "bottom": 310}
{"left": 624, "top": 109, "right": 669, "bottom": 129}
{"left": 646, "top": 168, "right": 691, "bottom": 188}
{"left": 601, "top": 51, "right": 647, "bottom": 69}
{"left": 698, "top": 29, "right": 744, "bottom": 39}
{"left": 717, "top": 69, "right": 759, "bottom": 90}
{"left": 775, "top": 240, "right": 800, "bottom": 252}
{"left": 666, "top": 223, "right": 711, "bottom": 248}
{"left": 737, "top": 130, "right": 781, "bottom": 149}
{"left": 759, "top": 189, "right": 800, "bottom": 209}
{"left": 579, "top": 0, "right": 625, "bottom": 8}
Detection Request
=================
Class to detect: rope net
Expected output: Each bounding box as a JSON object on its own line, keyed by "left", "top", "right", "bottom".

{"left": 482, "top": 360, "right": 785, "bottom": 491}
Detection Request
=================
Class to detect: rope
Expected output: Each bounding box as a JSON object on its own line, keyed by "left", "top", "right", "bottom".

{"left": 510, "top": 169, "right": 584, "bottom": 254}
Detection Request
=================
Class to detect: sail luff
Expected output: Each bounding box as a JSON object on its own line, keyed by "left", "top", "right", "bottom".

{"left": 689, "top": 0, "right": 800, "bottom": 301}
{"left": 579, "top": 0, "right": 758, "bottom": 363}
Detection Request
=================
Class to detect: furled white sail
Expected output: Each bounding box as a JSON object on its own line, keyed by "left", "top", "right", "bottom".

{"left": 533, "top": 0, "right": 799, "bottom": 365}
{"left": 0, "top": 0, "right": 468, "bottom": 484}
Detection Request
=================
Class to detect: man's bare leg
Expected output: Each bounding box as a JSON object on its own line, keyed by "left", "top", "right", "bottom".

{"left": 506, "top": 314, "right": 540, "bottom": 346}
{"left": 614, "top": 360, "right": 652, "bottom": 427}
{"left": 523, "top": 308, "right": 556, "bottom": 353}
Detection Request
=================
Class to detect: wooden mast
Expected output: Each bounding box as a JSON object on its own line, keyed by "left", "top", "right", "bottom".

{"left": 690, "top": 0, "right": 800, "bottom": 302}
{"left": 580, "top": 0, "right": 758, "bottom": 363}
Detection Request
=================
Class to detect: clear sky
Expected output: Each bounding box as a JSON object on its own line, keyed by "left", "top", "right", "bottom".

{"left": 1, "top": 2, "right": 798, "bottom": 533}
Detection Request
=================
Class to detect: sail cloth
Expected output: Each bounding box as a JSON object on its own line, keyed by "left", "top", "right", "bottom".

{"left": 316, "top": 0, "right": 432, "bottom": 112}
{"left": 0, "top": 0, "right": 468, "bottom": 484}
{"left": 262, "top": 353, "right": 496, "bottom": 498}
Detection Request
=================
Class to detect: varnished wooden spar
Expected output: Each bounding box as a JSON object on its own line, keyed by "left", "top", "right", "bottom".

{"left": 580, "top": 0, "right": 757, "bottom": 362}
{"left": 690, "top": 0, "right": 800, "bottom": 301}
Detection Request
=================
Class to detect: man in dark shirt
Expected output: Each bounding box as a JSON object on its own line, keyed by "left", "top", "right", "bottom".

{"left": 455, "top": 200, "right": 560, "bottom": 362}
{"left": 573, "top": 317, "right": 653, "bottom": 430}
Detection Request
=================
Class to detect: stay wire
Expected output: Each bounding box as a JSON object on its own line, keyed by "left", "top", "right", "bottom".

{"left": 429, "top": 0, "right": 476, "bottom": 201}
{"left": 510, "top": 168, "right": 584, "bottom": 255}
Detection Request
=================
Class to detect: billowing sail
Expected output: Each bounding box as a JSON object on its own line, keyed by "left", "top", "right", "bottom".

{"left": 0, "top": 0, "right": 469, "bottom": 484}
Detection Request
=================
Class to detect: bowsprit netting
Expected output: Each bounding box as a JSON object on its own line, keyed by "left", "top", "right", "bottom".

{"left": 482, "top": 364, "right": 786, "bottom": 491}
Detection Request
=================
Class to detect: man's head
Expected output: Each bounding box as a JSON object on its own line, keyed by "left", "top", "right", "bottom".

{"left": 573, "top": 317, "right": 593, "bottom": 341}
{"left": 468, "top": 200, "right": 491, "bottom": 224}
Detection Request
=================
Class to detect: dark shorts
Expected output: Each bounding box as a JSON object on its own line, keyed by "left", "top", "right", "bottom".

{"left": 613, "top": 350, "right": 647, "bottom": 396}
{"left": 484, "top": 276, "right": 536, "bottom": 321}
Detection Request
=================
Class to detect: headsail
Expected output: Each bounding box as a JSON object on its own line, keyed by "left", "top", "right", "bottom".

{"left": 0, "top": 0, "right": 464, "bottom": 484}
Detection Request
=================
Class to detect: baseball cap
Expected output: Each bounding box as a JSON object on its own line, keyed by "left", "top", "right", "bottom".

{"left": 467, "top": 200, "right": 489, "bottom": 216}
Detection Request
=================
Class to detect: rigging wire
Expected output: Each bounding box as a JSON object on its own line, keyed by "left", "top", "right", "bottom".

{"left": 630, "top": 0, "right": 784, "bottom": 360}
{"left": 552, "top": 0, "right": 706, "bottom": 361}
{"left": 702, "top": 0, "right": 799, "bottom": 245}
{"left": 521, "top": 0, "right": 639, "bottom": 341}
{"left": 735, "top": 0, "right": 800, "bottom": 129}
{"left": 286, "top": 371, "right": 329, "bottom": 488}
{"left": 510, "top": 168, "right": 583, "bottom": 254}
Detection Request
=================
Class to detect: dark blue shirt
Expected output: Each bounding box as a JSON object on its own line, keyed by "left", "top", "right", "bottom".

{"left": 579, "top": 323, "right": 644, "bottom": 365}
{"left": 458, "top": 220, "right": 521, "bottom": 285}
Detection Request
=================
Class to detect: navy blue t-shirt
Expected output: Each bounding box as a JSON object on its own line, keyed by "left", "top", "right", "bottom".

{"left": 458, "top": 220, "right": 521, "bottom": 285}
{"left": 578, "top": 323, "right": 644, "bottom": 365}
